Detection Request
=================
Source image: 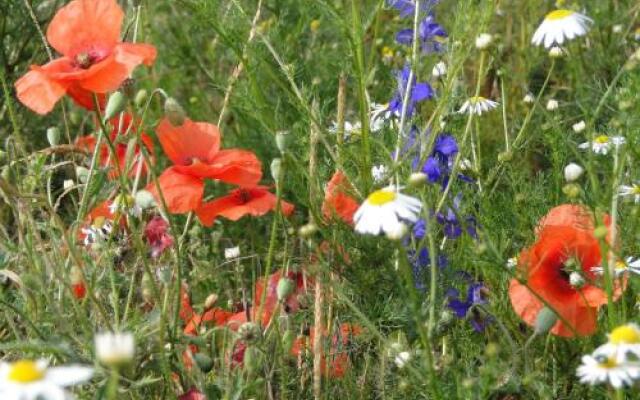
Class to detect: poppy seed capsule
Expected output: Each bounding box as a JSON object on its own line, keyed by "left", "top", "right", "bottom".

{"left": 275, "top": 131, "right": 289, "bottom": 153}
{"left": 238, "top": 322, "right": 261, "bottom": 343}
{"left": 164, "top": 97, "right": 186, "bottom": 126}
{"left": 46, "top": 127, "right": 60, "bottom": 146}
{"left": 534, "top": 306, "right": 558, "bottom": 335}
{"left": 104, "top": 91, "right": 127, "bottom": 120}
{"left": 276, "top": 277, "right": 295, "bottom": 302}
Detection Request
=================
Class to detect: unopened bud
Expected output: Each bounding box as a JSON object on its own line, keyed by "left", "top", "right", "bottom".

{"left": 104, "top": 91, "right": 127, "bottom": 120}
{"left": 534, "top": 307, "right": 558, "bottom": 335}
{"left": 548, "top": 46, "right": 564, "bottom": 58}
{"left": 204, "top": 293, "right": 218, "bottom": 309}
{"left": 546, "top": 99, "right": 559, "bottom": 111}
{"left": 134, "top": 89, "right": 148, "bottom": 108}
{"left": 75, "top": 166, "right": 90, "bottom": 183}
{"left": 475, "top": 33, "right": 493, "bottom": 50}
{"left": 46, "top": 127, "right": 60, "bottom": 146}
{"left": 594, "top": 225, "right": 608, "bottom": 239}
{"left": 275, "top": 131, "right": 289, "bottom": 153}
{"left": 523, "top": 93, "right": 535, "bottom": 104}
{"left": 276, "top": 277, "right": 295, "bottom": 301}
{"left": 497, "top": 151, "right": 513, "bottom": 162}
{"left": 572, "top": 120, "right": 586, "bottom": 133}
{"left": 164, "top": 97, "right": 186, "bottom": 126}
{"left": 564, "top": 163, "right": 584, "bottom": 182}
{"left": 194, "top": 353, "right": 213, "bottom": 373}
{"left": 408, "top": 172, "right": 427, "bottom": 187}
{"left": 270, "top": 158, "right": 282, "bottom": 182}
{"left": 299, "top": 223, "right": 318, "bottom": 238}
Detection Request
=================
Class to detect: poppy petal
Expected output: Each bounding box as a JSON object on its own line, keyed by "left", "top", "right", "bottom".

{"left": 156, "top": 118, "right": 221, "bottom": 166}
{"left": 148, "top": 167, "right": 204, "bottom": 214}
{"left": 114, "top": 42, "right": 157, "bottom": 67}
{"left": 205, "top": 150, "right": 262, "bottom": 185}
{"left": 46, "top": 0, "right": 123, "bottom": 57}
{"left": 15, "top": 66, "right": 68, "bottom": 115}
{"left": 322, "top": 170, "right": 359, "bottom": 225}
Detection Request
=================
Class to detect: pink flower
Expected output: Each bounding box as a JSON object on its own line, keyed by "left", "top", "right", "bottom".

{"left": 178, "top": 388, "right": 206, "bottom": 400}
{"left": 144, "top": 216, "right": 174, "bottom": 258}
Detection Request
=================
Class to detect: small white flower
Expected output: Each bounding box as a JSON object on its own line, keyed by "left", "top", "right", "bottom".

{"left": 394, "top": 351, "right": 412, "bottom": 369}
{"left": 506, "top": 256, "right": 518, "bottom": 269}
{"left": 432, "top": 61, "right": 447, "bottom": 78}
{"left": 619, "top": 183, "right": 640, "bottom": 203}
{"left": 592, "top": 257, "right": 640, "bottom": 277}
{"left": 572, "top": 120, "right": 586, "bottom": 133}
{"left": 564, "top": 163, "right": 584, "bottom": 182}
{"left": 0, "top": 360, "right": 93, "bottom": 400}
{"left": 134, "top": 189, "right": 156, "bottom": 210}
{"left": 458, "top": 158, "right": 473, "bottom": 171}
{"left": 612, "top": 24, "right": 624, "bottom": 34}
{"left": 548, "top": 46, "right": 565, "bottom": 58}
{"left": 569, "top": 271, "right": 585, "bottom": 288}
{"left": 354, "top": 187, "right": 422, "bottom": 236}
{"left": 95, "top": 332, "right": 135, "bottom": 367}
{"left": 371, "top": 165, "right": 388, "bottom": 184}
{"left": 577, "top": 348, "right": 640, "bottom": 388}
{"left": 458, "top": 96, "right": 499, "bottom": 116}
{"left": 546, "top": 99, "right": 559, "bottom": 111}
{"left": 63, "top": 179, "right": 74, "bottom": 190}
{"left": 224, "top": 246, "right": 241, "bottom": 260}
{"left": 532, "top": 9, "right": 593, "bottom": 48}
{"left": 329, "top": 121, "right": 362, "bottom": 137}
{"left": 578, "top": 135, "right": 625, "bottom": 155}
{"left": 522, "top": 93, "right": 535, "bottom": 104}
{"left": 475, "top": 33, "right": 493, "bottom": 50}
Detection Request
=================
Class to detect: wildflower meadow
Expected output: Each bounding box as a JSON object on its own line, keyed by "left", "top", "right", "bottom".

{"left": 2, "top": 0, "right": 640, "bottom": 398}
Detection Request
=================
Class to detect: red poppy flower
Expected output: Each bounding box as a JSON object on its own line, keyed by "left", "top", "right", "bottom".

{"left": 76, "top": 114, "right": 153, "bottom": 179}
{"left": 147, "top": 118, "right": 262, "bottom": 214}
{"left": 144, "top": 216, "right": 174, "bottom": 258}
{"left": 321, "top": 170, "right": 359, "bottom": 225}
{"left": 291, "top": 323, "right": 362, "bottom": 378}
{"left": 178, "top": 388, "right": 206, "bottom": 400}
{"left": 15, "top": 0, "right": 156, "bottom": 114}
{"left": 509, "top": 205, "right": 625, "bottom": 337}
{"left": 196, "top": 186, "right": 294, "bottom": 226}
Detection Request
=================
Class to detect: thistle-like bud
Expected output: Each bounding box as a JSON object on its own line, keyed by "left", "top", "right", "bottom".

{"left": 46, "top": 127, "right": 60, "bottom": 147}
{"left": 276, "top": 277, "right": 295, "bottom": 302}
{"left": 238, "top": 322, "right": 262, "bottom": 343}
{"left": 104, "top": 91, "right": 127, "bottom": 120}
{"left": 534, "top": 307, "right": 558, "bottom": 335}
{"left": 164, "top": 97, "right": 186, "bottom": 126}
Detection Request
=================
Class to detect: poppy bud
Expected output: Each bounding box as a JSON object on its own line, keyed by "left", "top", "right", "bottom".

{"left": 275, "top": 131, "right": 289, "bottom": 153}
{"left": 194, "top": 353, "right": 213, "bottom": 373}
{"left": 104, "top": 91, "right": 127, "bottom": 120}
{"left": 534, "top": 306, "right": 558, "bottom": 335}
{"left": 75, "top": 166, "right": 90, "bottom": 184}
{"left": 276, "top": 277, "right": 295, "bottom": 302}
{"left": 46, "top": 127, "right": 60, "bottom": 146}
{"left": 204, "top": 293, "right": 218, "bottom": 310}
{"left": 69, "top": 111, "right": 81, "bottom": 125}
{"left": 164, "top": 97, "right": 186, "bottom": 126}
{"left": 134, "top": 89, "right": 148, "bottom": 108}
{"left": 242, "top": 345, "right": 263, "bottom": 373}
{"left": 572, "top": 120, "right": 586, "bottom": 133}
{"left": 594, "top": 225, "right": 609, "bottom": 239}
{"left": 270, "top": 158, "right": 282, "bottom": 183}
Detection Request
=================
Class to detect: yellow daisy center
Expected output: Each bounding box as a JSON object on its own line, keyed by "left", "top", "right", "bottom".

{"left": 609, "top": 325, "right": 640, "bottom": 344}
{"left": 597, "top": 356, "right": 618, "bottom": 369}
{"left": 367, "top": 190, "right": 397, "bottom": 206}
{"left": 615, "top": 260, "right": 627, "bottom": 270}
{"left": 546, "top": 9, "right": 574, "bottom": 21}
{"left": 8, "top": 360, "right": 45, "bottom": 383}
{"left": 631, "top": 185, "right": 640, "bottom": 195}
{"left": 381, "top": 46, "right": 394, "bottom": 58}
{"left": 469, "top": 96, "right": 486, "bottom": 104}
{"left": 594, "top": 135, "right": 610, "bottom": 144}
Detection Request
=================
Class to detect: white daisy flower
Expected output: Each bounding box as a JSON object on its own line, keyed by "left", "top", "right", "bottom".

{"left": 95, "top": 332, "right": 135, "bottom": 367}
{"left": 591, "top": 257, "right": 640, "bottom": 277}
{"left": 578, "top": 135, "right": 625, "bottom": 155}
{"left": 82, "top": 217, "right": 114, "bottom": 247}
{"left": 619, "top": 183, "right": 640, "bottom": 203}
{"left": 532, "top": 9, "right": 593, "bottom": 48}
{"left": 522, "top": 93, "right": 535, "bottom": 104}
{"left": 370, "top": 102, "right": 397, "bottom": 132}
{"left": 354, "top": 187, "right": 422, "bottom": 236}
{"left": 458, "top": 96, "right": 499, "bottom": 116}
{"left": 475, "top": 33, "right": 493, "bottom": 50}
{"left": 0, "top": 360, "right": 93, "bottom": 400}
{"left": 394, "top": 351, "right": 412, "bottom": 369}
{"left": 577, "top": 348, "right": 640, "bottom": 388}
{"left": 371, "top": 164, "right": 388, "bottom": 184}
{"left": 597, "top": 324, "right": 640, "bottom": 362}
{"left": 329, "top": 121, "right": 361, "bottom": 136}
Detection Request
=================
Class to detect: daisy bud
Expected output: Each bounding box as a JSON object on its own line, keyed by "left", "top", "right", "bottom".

{"left": 523, "top": 93, "right": 535, "bottom": 104}
{"left": 134, "top": 89, "right": 148, "bottom": 108}
{"left": 164, "top": 97, "right": 186, "bottom": 126}
{"left": 548, "top": 46, "right": 564, "bottom": 58}
{"left": 63, "top": 179, "right": 74, "bottom": 190}
{"left": 546, "top": 99, "right": 559, "bottom": 111}
{"left": 564, "top": 163, "right": 584, "bottom": 182}
{"left": 475, "top": 33, "right": 493, "bottom": 50}
{"left": 594, "top": 225, "right": 609, "bottom": 240}
{"left": 299, "top": 223, "right": 318, "bottom": 238}
{"left": 275, "top": 131, "right": 289, "bottom": 153}
{"left": 572, "top": 120, "right": 586, "bottom": 133}
{"left": 104, "top": 91, "right": 127, "bottom": 121}
{"left": 534, "top": 307, "right": 558, "bottom": 335}
{"left": 569, "top": 272, "right": 585, "bottom": 288}
{"left": 562, "top": 183, "right": 581, "bottom": 198}
{"left": 276, "top": 277, "right": 295, "bottom": 302}
{"left": 46, "top": 127, "right": 60, "bottom": 147}
{"left": 134, "top": 189, "right": 156, "bottom": 210}
{"left": 75, "top": 166, "right": 89, "bottom": 183}
{"left": 270, "top": 158, "right": 282, "bottom": 182}
{"left": 394, "top": 351, "right": 411, "bottom": 369}
{"left": 408, "top": 172, "right": 427, "bottom": 187}
{"left": 95, "top": 332, "right": 135, "bottom": 367}
{"left": 224, "top": 246, "right": 240, "bottom": 260}
{"left": 386, "top": 223, "right": 408, "bottom": 241}
{"left": 432, "top": 61, "right": 447, "bottom": 78}
{"left": 204, "top": 293, "right": 218, "bottom": 310}
{"left": 194, "top": 353, "right": 213, "bottom": 373}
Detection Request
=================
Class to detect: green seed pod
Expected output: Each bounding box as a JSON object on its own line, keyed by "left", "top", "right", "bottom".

{"left": 164, "top": 97, "right": 186, "bottom": 126}
{"left": 104, "top": 91, "right": 127, "bottom": 120}
{"left": 46, "top": 127, "right": 61, "bottom": 146}
{"left": 534, "top": 306, "right": 558, "bottom": 335}
{"left": 275, "top": 131, "right": 289, "bottom": 153}
{"left": 134, "top": 89, "right": 148, "bottom": 108}
{"left": 194, "top": 353, "right": 214, "bottom": 373}
{"left": 270, "top": 158, "right": 282, "bottom": 183}
{"left": 276, "top": 277, "right": 295, "bottom": 302}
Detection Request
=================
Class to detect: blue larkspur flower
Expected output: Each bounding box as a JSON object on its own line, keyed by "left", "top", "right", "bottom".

{"left": 436, "top": 193, "right": 478, "bottom": 239}
{"left": 387, "top": 0, "right": 441, "bottom": 17}
{"left": 420, "top": 133, "right": 458, "bottom": 184}
{"left": 446, "top": 282, "right": 490, "bottom": 332}
{"left": 387, "top": 65, "right": 434, "bottom": 117}
{"left": 395, "top": 14, "right": 447, "bottom": 53}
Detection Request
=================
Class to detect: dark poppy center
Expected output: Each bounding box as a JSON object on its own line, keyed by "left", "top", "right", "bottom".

{"left": 234, "top": 189, "right": 252, "bottom": 204}
{"left": 74, "top": 50, "right": 107, "bottom": 69}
